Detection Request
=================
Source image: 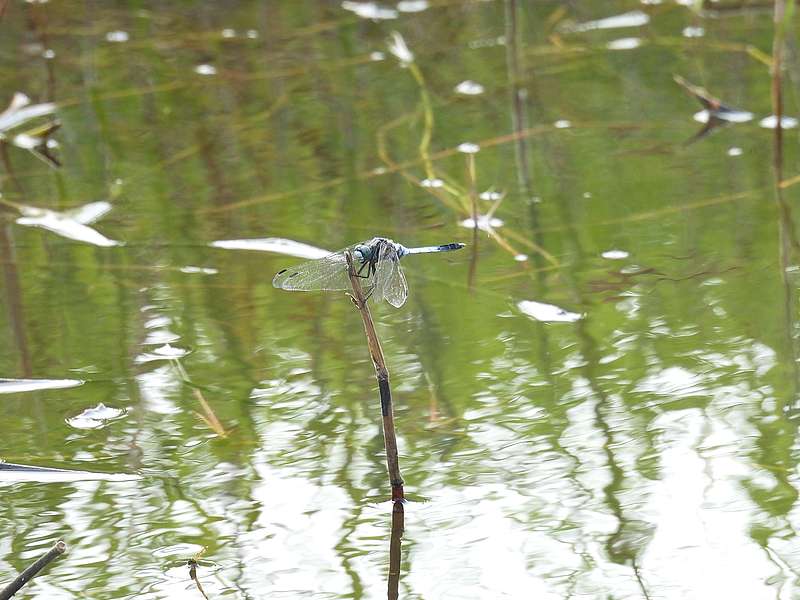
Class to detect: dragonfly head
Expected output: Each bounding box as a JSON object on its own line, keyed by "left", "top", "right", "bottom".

{"left": 354, "top": 238, "right": 395, "bottom": 263}
{"left": 353, "top": 243, "right": 374, "bottom": 263}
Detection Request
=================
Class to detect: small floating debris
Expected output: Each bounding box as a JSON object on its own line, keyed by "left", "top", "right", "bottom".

{"left": 514, "top": 254, "right": 528, "bottom": 262}
{"left": 370, "top": 51, "right": 385, "bottom": 61}
{"left": 457, "top": 142, "right": 480, "bottom": 154}
{"left": 42, "top": 49, "right": 56, "bottom": 59}
{"left": 460, "top": 215, "right": 503, "bottom": 230}
{"left": 682, "top": 26, "right": 704, "bottom": 38}
{"left": 0, "top": 378, "right": 84, "bottom": 394}
{"left": 135, "top": 343, "right": 190, "bottom": 364}
{"left": 180, "top": 266, "right": 218, "bottom": 275}
{"left": 553, "top": 119, "right": 572, "bottom": 129}
{"left": 479, "top": 190, "right": 503, "bottom": 201}
{"left": 66, "top": 403, "right": 126, "bottom": 429}
{"left": 518, "top": 300, "right": 583, "bottom": 323}
{"left": 420, "top": 178, "right": 444, "bottom": 188}
{"left": 759, "top": 115, "right": 799, "bottom": 130}
{"left": 560, "top": 10, "right": 649, "bottom": 33}
{"left": 607, "top": 37, "right": 641, "bottom": 50}
{"left": 387, "top": 30, "right": 414, "bottom": 65}
{"left": 455, "top": 80, "right": 485, "bottom": 96}
{"left": 194, "top": 64, "right": 217, "bottom": 76}
{"left": 727, "top": 147, "right": 743, "bottom": 157}
{"left": 221, "top": 28, "right": 236, "bottom": 39}
{"left": 342, "top": 1, "right": 398, "bottom": 20}
{"left": 16, "top": 201, "right": 122, "bottom": 247}
{"left": 210, "top": 238, "right": 330, "bottom": 259}
{"left": 105, "top": 30, "right": 129, "bottom": 43}
{"left": 601, "top": 249, "right": 630, "bottom": 260}
{"left": 397, "top": 0, "right": 428, "bottom": 12}
{"left": 246, "top": 29, "right": 259, "bottom": 39}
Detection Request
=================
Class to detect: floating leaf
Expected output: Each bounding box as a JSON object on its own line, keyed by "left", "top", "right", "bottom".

{"left": 0, "top": 462, "right": 138, "bottom": 483}
{"left": 0, "top": 378, "right": 84, "bottom": 394}
{"left": 559, "top": 10, "right": 649, "bottom": 33}
{"left": 455, "top": 80, "right": 484, "bottom": 96}
{"left": 66, "top": 403, "right": 127, "bottom": 429}
{"left": 518, "top": 300, "right": 584, "bottom": 323}
{"left": 16, "top": 201, "right": 123, "bottom": 247}
{"left": 62, "top": 200, "right": 113, "bottom": 224}
{"left": 457, "top": 142, "right": 480, "bottom": 154}
{"left": 601, "top": 249, "right": 630, "bottom": 260}
{"left": 606, "top": 37, "right": 642, "bottom": 50}
{"left": 210, "top": 237, "right": 330, "bottom": 259}
{"left": 135, "top": 343, "right": 190, "bottom": 363}
{"left": 397, "top": 0, "right": 428, "bottom": 12}
{"left": 0, "top": 93, "right": 56, "bottom": 134}
{"left": 342, "top": 1, "right": 398, "bottom": 20}
{"left": 105, "top": 30, "right": 129, "bottom": 43}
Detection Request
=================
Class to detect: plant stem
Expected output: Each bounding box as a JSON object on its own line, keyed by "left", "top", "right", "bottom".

{"left": 0, "top": 540, "right": 67, "bottom": 600}
{"left": 345, "top": 250, "right": 404, "bottom": 501}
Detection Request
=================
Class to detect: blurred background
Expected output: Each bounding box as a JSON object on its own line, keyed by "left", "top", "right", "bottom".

{"left": 1, "top": 0, "right": 800, "bottom": 598}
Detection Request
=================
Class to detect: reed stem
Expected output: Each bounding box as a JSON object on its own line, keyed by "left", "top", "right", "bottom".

{"left": 0, "top": 540, "right": 67, "bottom": 600}
{"left": 345, "top": 250, "right": 404, "bottom": 502}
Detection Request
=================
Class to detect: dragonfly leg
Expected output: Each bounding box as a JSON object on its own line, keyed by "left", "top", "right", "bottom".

{"left": 355, "top": 259, "right": 371, "bottom": 279}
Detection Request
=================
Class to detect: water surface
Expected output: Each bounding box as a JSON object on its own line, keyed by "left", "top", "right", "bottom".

{"left": 1, "top": 1, "right": 800, "bottom": 598}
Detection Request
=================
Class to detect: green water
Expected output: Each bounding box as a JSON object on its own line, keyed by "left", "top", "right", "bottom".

{"left": 2, "top": 1, "right": 800, "bottom": 598}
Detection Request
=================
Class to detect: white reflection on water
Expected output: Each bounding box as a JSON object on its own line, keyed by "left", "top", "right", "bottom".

{"left": 643, "top": 409, "right": 777, "bottom": 599}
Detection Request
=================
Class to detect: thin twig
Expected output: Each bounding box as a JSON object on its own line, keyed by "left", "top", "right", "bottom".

{"left": 0, "top": 540, "right": 67, "bottom": 600}
{"left": 345, "top": 251, "right": 404, "bottom": 501}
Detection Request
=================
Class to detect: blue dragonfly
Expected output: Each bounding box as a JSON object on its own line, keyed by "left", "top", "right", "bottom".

{"left": 272, "top": 237, "right": 464, "bottom": 308}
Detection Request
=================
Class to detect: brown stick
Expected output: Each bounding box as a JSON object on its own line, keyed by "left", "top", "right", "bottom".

{"left": 345, "top": 250, "right": 404, "bottom": 501}
{"left": 387, "top": 501, "right": 405, "bottom": 599}
{"left": 0, "top": 540, "right": 67, "bottom": 600}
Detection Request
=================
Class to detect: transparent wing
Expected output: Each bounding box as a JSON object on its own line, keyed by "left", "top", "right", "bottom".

{"left": 373, "top": 244, "right": 408, "bottom": 308}
{"left": 272, "top": 249, "right": 352, "bottom": 291}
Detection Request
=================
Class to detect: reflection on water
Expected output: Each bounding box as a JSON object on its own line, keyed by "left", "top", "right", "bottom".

{"left": 1, "top": 1, "right": 800, "bottom": 598}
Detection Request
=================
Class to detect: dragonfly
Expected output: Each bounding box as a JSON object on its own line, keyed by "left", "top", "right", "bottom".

{"left": 272, "top": 237, "right": 464, "bottom": 308}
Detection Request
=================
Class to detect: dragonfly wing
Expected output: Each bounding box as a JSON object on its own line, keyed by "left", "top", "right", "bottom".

{"left": 272, "top": 250, "right": 351, "bottom": 291}
{"left": 373, "top": 245, "right": 408, "bottom": 308}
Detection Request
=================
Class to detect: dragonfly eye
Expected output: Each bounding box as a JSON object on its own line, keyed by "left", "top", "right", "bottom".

{"left": 354, "top": 245, "right": 372, "bottom": 262}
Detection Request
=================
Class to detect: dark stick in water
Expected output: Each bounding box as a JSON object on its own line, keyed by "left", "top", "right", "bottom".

{"left": 345, "top": 250, "right": 405, "bottom": 502}
{"left": 0, "top": 540, "right": 67, "bottom": 600}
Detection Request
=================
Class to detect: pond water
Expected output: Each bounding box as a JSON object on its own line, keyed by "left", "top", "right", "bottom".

{"left": 1, "top": 1, "right": 800, "bottom": 598}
